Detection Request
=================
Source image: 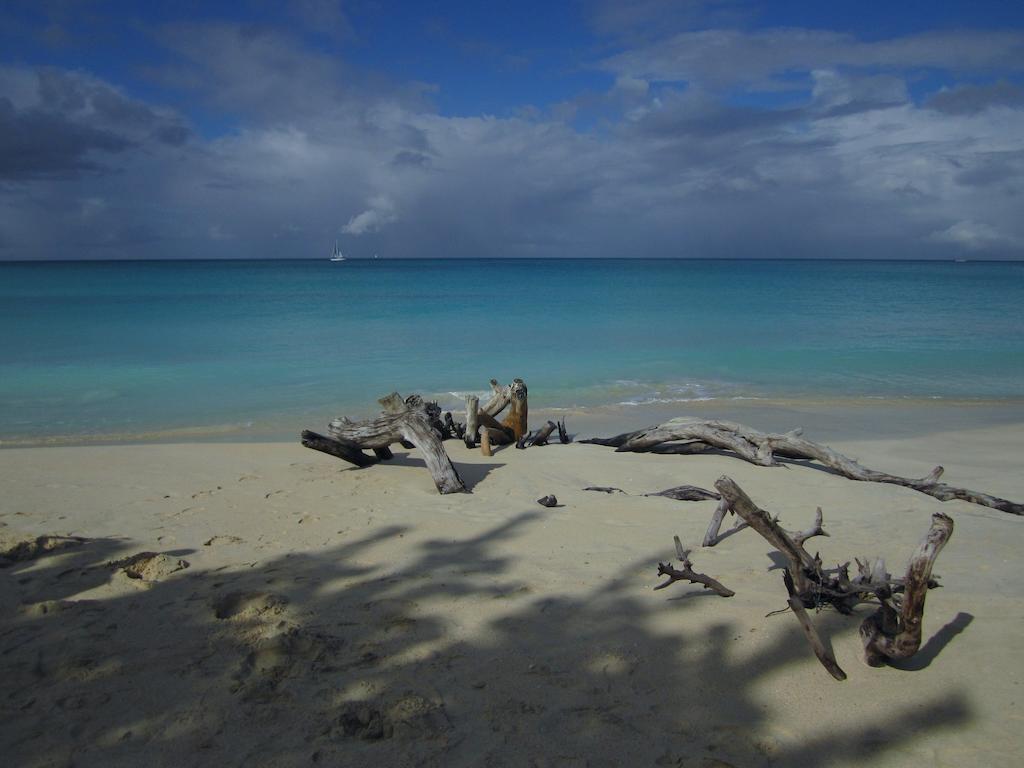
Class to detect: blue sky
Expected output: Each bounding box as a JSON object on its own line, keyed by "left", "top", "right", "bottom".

{"left": 2, "top": 1, "right": 1024, "bottom": 259}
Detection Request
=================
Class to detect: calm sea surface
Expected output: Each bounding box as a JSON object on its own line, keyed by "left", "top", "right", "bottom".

{"left": 2, "top": 259, "right": 1023, "bottom": 442}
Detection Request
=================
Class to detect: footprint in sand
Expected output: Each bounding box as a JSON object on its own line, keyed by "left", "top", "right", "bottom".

{"left": 191, "top": 486, "right": 223, "bottom": 499}
{"left": 212, "top": 590, "right": 288, "bottom": 620}
{"left": 111, "top": 552, "right": 190, "bottom": 582}
{"left": 204, "top": 534, "right": 244, "bottom": 547}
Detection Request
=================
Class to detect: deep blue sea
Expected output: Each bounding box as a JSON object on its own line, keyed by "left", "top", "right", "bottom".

{"left": 2, "top": 259, "right": 1024, "bottom": 442}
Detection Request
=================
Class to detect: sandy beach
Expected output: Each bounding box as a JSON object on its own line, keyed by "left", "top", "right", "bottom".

{"left": 2, "top": 406, "right": 1023, "bottom": 767}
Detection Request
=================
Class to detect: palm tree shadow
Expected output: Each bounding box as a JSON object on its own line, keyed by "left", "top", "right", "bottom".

{"left": 1, "top": 512, "right": 976, "bottom": 768}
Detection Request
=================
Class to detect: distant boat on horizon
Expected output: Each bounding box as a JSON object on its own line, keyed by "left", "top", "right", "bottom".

{"left": 330, "top": 240, "right": 346, "bottom": 262}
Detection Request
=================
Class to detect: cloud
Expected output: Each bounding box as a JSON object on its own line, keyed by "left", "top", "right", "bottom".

{"left": 341, "top": 195, "right": 398, "bottom": 235}
{"left": 0, "top": 95, "right": 132, "bottom": 179}
{"left": 602, "top": 28, "right": 1024, "bottom": 90}
{"left": 0, "top": 66, "right": 190, "bottom": 180}
{"left": 926, "top": 81, "right": 1024, "bottom": 115}
{"left": 2, "top": 15, "right": 1024, "bottom": 261}
{"left": 929, "top": 220, "right": 1022, "bottom": 252}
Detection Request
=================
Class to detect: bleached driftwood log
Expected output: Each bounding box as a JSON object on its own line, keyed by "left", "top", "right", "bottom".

{"left": 688, "top": 475, "right": 955, "bottom": 680}
{"left": 464, "top": 395, "right": 480, "bottom": 449}
{"left": 303, "top": 393, "right": 466, "bottom": 494}
{"left": 583, "top": 417, "right": 1023, "bottom": 515}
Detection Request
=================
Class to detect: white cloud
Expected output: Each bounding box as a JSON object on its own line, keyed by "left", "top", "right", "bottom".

{"left": 341, "top": 195, "right": 398, "bottom": 235}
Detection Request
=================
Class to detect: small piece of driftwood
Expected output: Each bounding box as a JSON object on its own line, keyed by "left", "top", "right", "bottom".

{"left": 655, "top": 536, "right": 735, "bottom": 597}
{"left": 527, "top": 420, "right": 557, "bottom": 447}
{"left": 537, "top": 495, "right": 558, "bottom": 508}
{"left": 643, "top": 485, "right": 721, "bottom": 502}
{"left": 581, "top": 484, "right": 718, "bottom": 501}
{"left": 584, "top": 417, "right": 1023, "bottom": 515}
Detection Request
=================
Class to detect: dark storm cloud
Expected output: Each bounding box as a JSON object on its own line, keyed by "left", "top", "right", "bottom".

{"left": 0, "top": 66, "right": 191, "bottom": 180}
{"left": 0, "top": 96, "right": 132, "bottom": 179}
{"left": 926, "top": 81, "right": 1024, "bottom": 115}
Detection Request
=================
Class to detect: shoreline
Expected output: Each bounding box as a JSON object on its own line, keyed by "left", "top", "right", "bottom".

{"left": 5, "top": 395, "right": 1024, "bottom": 448}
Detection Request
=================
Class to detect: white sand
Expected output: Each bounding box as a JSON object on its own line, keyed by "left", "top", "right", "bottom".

{"left": 2, "top": 419, "right": 1023, "bottom": 767}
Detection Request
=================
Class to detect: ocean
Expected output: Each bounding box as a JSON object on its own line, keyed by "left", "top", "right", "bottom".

{"left": 2, "top": 258, "right": 1023, "bottom": 443}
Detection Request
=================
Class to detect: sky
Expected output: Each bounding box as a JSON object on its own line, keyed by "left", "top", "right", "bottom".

{"left": 1, "top": 1, "right": 1023, "bottom": 260}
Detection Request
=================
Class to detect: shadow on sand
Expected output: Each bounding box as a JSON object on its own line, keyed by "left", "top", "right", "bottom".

{"left": 2, "top": 511, "right": 971, "bottom": 768}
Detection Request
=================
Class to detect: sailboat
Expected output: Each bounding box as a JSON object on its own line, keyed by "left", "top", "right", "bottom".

{"left": 329, "top": 240, "right": 346, "bottom": 262}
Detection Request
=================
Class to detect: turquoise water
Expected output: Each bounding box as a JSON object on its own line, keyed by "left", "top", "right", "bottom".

{"left": 2, "top": 259, "right": 1023, "bottom": 441}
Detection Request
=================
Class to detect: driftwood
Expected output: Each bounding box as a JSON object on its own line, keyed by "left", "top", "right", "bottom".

{"left": 304, "top": 393, "right": 466, "bottom": 494}
{"left": 516, "top": 416, "right": 571, "bottom": 449}
{"left": 860, "top": 512, "right": 954, "bottom": 666}
{"left": 502, "top": 379, "right": 528, "bottom": 440}
{"left": 656, "top": 536, "right": 735, "bottom": 597}
{"left": 644, "top": 485, "right": 721, "bottom": 502}
{"left": 478, "top": 411, "right": 514, "bottom": 444}
{"left": 702, "top": 497, "right": 749, "bottom": 547}
{"left": 670, "top": 476, "right": 955, "bottom": 679}
{"left": 464, "top": 395, "right": 480, "bottom": 449}
{"left": 463, "top": 379, "right": 528, "bottom": 447}
{"left": 584, "top": 417, "right": 1023, "bottom": 515}
{"left": 480, "top": 427, "right": 509, "bottom": 457}
{"left": 301, "top": 430, "right": 377, "bottom": 467}
{"left": 527, "top": 420, "right": 557, "bottom": 447}
{"left": 537, "top": 495, "right": 559, "bottom": 508}
{"left": 580, "top": 484, "right": 718, "bottom": 501}
{"left": 557, "top": 417, "right": 570, "bottom": 444}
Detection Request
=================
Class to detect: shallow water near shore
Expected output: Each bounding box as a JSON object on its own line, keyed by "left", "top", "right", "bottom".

{"left": 3, "top": 258, "right": 1024, "bottom": 443}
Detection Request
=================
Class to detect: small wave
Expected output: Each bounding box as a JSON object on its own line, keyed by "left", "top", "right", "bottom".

{"left": 618, "top": 396, "right": 716, "bottom": 406}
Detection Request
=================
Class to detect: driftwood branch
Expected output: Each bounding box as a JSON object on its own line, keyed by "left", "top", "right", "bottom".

{"left": 643, "top": 485, "right": 720, "bottom": 502}
{"left": 655, "top": 536, "right": 735, "bottom": 597}
{"left": 860, "top": 513, "right": 954, "bottom": 666}
{"left": 586, "top": 417, "right": 1023, "bottom": 515}
{"left": 527, "top": 420, "right": 557, "bottom": 447}
{"left": 702, "top": 497, "right": 748, "bottom": 547}
{"left": 464, "top": 395, "right": 480, "bottom": 448}
{"left": 301, "top": 430, "right": 377, "bottom": 467}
